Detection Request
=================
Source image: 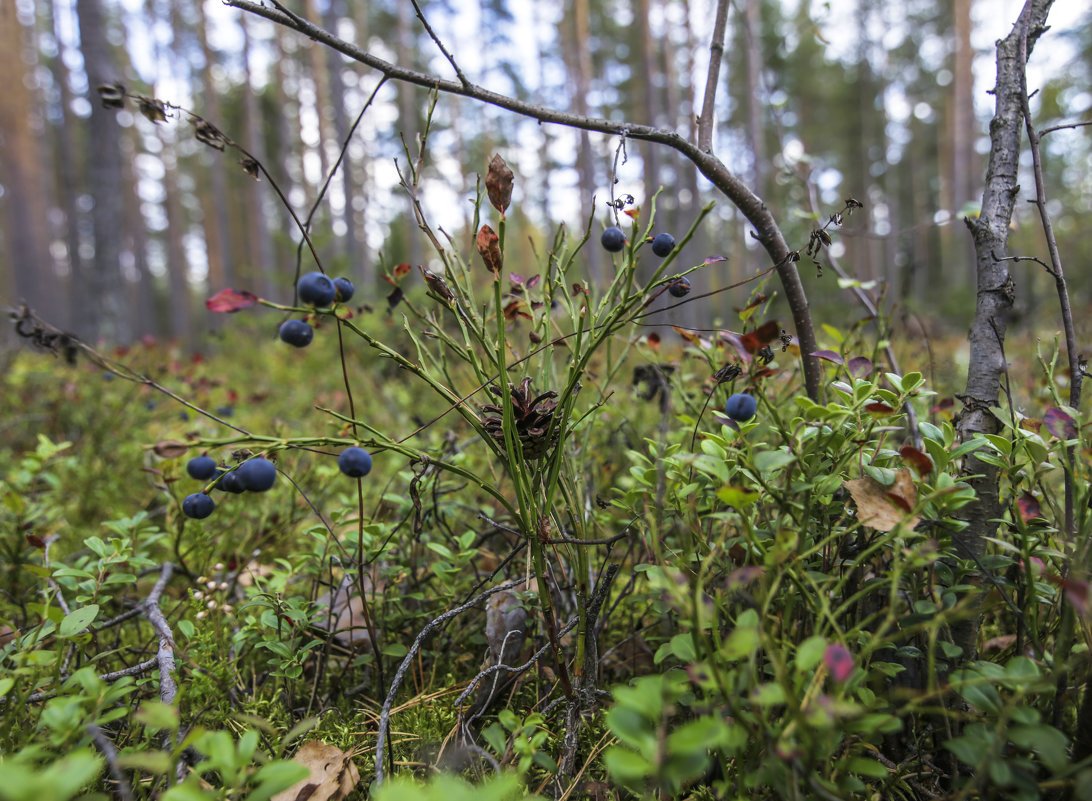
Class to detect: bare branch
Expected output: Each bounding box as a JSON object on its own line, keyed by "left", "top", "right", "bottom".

{"left": 89, "top": 724, "right": 135, "bottom": 801}
{"left": 374, "top": 578, "right": 528, "bottom": 786}
{"left": 697, "top": 0, "right": 731, "bottom": 152}
{"left": 140, "top": 563, "right": 178, "bottom": 704}
{"left": 1039, "top": 119, "right": 1092, "bottom": 136}
{"left": 409, "top": 0, "right": 470, "bottom": 88}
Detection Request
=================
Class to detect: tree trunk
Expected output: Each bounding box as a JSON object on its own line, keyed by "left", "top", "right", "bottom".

{"left": 953, "top": 0, "right": 1054, "bottom": 658}
{"left": 75, "top": 0, "right": 130, "bottom": 343}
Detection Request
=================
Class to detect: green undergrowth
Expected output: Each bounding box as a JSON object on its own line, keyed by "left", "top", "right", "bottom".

{"left": 2, "top": 165, "right": 1092, "bottom": 801}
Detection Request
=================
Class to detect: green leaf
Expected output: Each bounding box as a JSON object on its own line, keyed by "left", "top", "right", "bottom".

{"left": 58, "top": 604, "right": 99, "bottom": 638}
{"left": 0, "top": 678, "right": 14, "bottom": 699}
{"left": 668, "top": 633, "right": 696, "bottom": 662}
{"left": 604, "top": 747, "right": 652, "bottom": 786}
{"left": 796, "top": 636, "right": 827, "bottom": 672}
{"left": 753, "top": 450, "right": 795, "bottom": 474}
{"left": 846, "top": 756, "right": 889, "bottom": 778}
{"left": 722, "top": 626, "right": 759, "bottom": 661}
{"left": 247, "top": 761, "right": 311, "bottom": 801}
{"left": 750, "top": 683, "right": 786, "bottom": 706}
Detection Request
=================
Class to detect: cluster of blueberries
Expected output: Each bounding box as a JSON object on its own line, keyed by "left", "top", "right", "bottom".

{"left": 278, "top": 272, "right": 356, "bottom": 348}
{"left": 181, "top": 446, "right": 374, "bottom": 519}
{"left": 601, "top": 226, "right": 691, "bottom": 298}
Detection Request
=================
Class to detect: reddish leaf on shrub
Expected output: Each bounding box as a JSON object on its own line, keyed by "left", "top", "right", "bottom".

{"left": 1016, "top": 492, "right": 1042, "bottom": 523}
{"left": 205, "top": 288, "right": 258, "bottom": 313}
{"left": 1049, "top": 574, "right": 1090, "bottom": 617}
{"left": 865, "top": 402, "right": 895, "bottom": 415}
{"left": 704, "top": 254, "right": 729, "bottom": 265}
{"left": 393, "top": 262, "right": 411, "bottom": 279}
{"left": 646, "top": 332, "right": 660, "bottom": 352}
{"left": 848, "top": 356, "right": 874, "bottom": 377}
{"left": 526, "top": 273, "right": 541, "bottom": 289}
{"left": 931, "top": 397, "right": 955, "bottom": 415}
{"left": 812, "top": 350, "right": 844, "bottom": 365}
{"left": 502, "top": 299, "right": 531, "bottom": 321}
{"left": 1043, "top": 407, "right": 1078, "bottom": 439}
{"left": 1020, "top": 417, "right": 1043, "bottom": 434}
{"left": 824, "top": 642, "right": 854, "bottom": 682}
{"left": 739, "top": 321, "right": 781, "bottom": 354}
{"left": 624, "top": 208, "right": 640, "bottom": 219}
{"left": 900, "top": 445, "right": 934, "bottom": 477}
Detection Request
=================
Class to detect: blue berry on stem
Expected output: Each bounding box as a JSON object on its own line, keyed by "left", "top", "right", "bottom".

{"left": 279, "top": 319, "right": 314, "bottom": 348}
{"left": 187, "top": 456, "right": 217, "bottom": 480}
{"left": 668, "top": 277, "right": 691, "bottom": 298}
{"left": 724, "top": 393, "right": 758, "bottom": 422}
{"left": 333, "top": 277, "right": 355, "bottom": 302}
{"left": 338, "top": 447, "right": 373, "bottom": 478}
{"left": 237, "top": 457, "right": 277, "bottom": 492}
{"left": 182, "top": 493, "right": 215, "bottom": 519}
{"left": 651, "top": 233, "right": 676, "bottom": 257}
{"left": 215, "top": 469, "right": 247, "bottom": 494}
{"left": 298, "top": 271, "right": 337, "bottom": 306}
{"left": 601, "top": 226, "right": 626, "bottom": 253}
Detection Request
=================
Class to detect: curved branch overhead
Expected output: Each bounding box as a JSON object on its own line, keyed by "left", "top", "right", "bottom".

{"left": 224, "top": 0, "right": 822, "bottom": 401}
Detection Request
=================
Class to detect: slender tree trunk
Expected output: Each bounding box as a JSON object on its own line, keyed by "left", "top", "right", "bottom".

{"left": 161, "top": 133, "right": 193, "bottom": 346}
{"left": 240, "top": 13, "right": 275, "bottom": 300}
{"left": 193, "top": 0, "right": 235, "bottom": 291}
{"left": 0, "top": 0, "right": 52, "bottom": 319}
{"left": 953, "top": 0, "right": 1054, "bottom": 659}
{"left": 75, "top": 0, "right": 130, "bottom": 343}
{"left": 322, "top": 0, "right": 362, "bottom": 279}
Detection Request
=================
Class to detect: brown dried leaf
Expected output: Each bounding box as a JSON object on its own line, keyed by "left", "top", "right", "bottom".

{"left": 477, "top": 224, "right": 503, "bottom": 273}
{"left": 153, "top": 440, "right": 189, "bottom": 459}
{"left": 844, "top": 469, "right": 920, "bottom": 532}
{"left": 137, "top": 96, "right": 168, "bottom": 123}
{"left": 97, "top": 83, "right": 126, "bottom": 109}
{"left": 485, "top": 153, "right": 514, "bottom": 214}
{"left": 271, "top": 741, "right": 360, "bottom": 801}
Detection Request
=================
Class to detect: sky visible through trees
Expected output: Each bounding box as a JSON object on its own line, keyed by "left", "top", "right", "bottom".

{"left": 1, "top": 0, "right": 1090, "bottom": 346}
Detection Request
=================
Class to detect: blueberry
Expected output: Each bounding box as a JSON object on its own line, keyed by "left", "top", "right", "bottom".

{"left": 279, "top": 319, "right": 314, "bottom": 348}
{"left": 601, "top": 226, "right": 626, "bottom": 253}
{"left": 724, "top": 393, "right": 758, "bottom": 422}
{"left": 298, "top": 271, "right": 337, "bottom": 306}
{"left": 237, "top": 457, "right": 277, "bottom": 492}
{"left": 651, "top": 233, "right": 676, "bottom": 257}
{"left": 182, "top": 493, "right": 215, "bottom": 519}
{"left": 214, "top": 468, "right": 247, "bottom": 494}
{"left": 668, "top": 277, "right": 691, "bottom": 298}
{"left": 333, "top": 277, "right": 355, "bottom": 302}
{"left": 216, "top": 406, "right": 234, "bottom": 418}
{"left": 187, "top": 456, "right": 218, "bottom": 480}
{"left": 338, "top": 447, "right": 373, "bottom": 478}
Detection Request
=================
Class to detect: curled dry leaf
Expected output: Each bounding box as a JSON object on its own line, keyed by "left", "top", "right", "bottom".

{"left": 270, "top": 741, "right": 360, "bottom": 801}
{"left": 485, "top": 153, "right": 514, "bottom": 214}
{"left": 476, "top": 224, "right": 503, "bottom": 274}
{"left": 844, "top": 469, "right": 920, "bottom": 532}
{"left": 153, "top": 440, "right": 189, "bottom": 459}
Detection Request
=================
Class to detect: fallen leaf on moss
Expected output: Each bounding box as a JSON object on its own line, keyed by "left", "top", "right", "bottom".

{"left": 270, "top": 741, "right": 360, "bottom": 801}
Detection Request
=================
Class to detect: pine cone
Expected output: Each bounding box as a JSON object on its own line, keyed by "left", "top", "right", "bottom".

{"left": 480, "top": 377, "right": 559, "bottom": 460}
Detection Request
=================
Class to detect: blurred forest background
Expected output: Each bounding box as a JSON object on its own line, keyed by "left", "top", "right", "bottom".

{"left": 1, "top": 0, "right": 1090, "bottom": 349}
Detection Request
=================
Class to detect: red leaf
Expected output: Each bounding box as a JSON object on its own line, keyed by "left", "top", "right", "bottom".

{"left": 1043, "top": 407, "right": 1078, "bottom": 439}
{"left": 624, "top": 208, "right": 640, "bottom": 219}
{"left": 647, "top": 332, "right": 661, "bottom": 352}
{"left": 704, "top": 254, "right": 729, "bottom": 265}
{"left": 206, "top": 288, "right": 258, "bottom": 313}
{"left": 931, "top": 397, "right": 955, "bottom": 415}
{"left": 885, "top": 492, "right": 914, "bottom": 513}
{"left": 824, "top": 642, "right": 854, "bottom": 682}
{"left": 1016, "top": 491, "right": 1042, "bottom": 523}
{"left": 865, "top": 402, "right": 895, "bottom": 415}
{"left": 738, "top": 321, "right": 781, "bottom": 354}
{"left": 393, "top": 262, "right": 411, "bottom": 278}
{"left": 673, "top": 326, "right": 702, "bottom": 346}
{"left": 485, "top": 153, "right": 514, "bottom": 214}
{"left": 526, "top": 274, "right": 541, "bottom": 289}
{"left": 900, "top": 445, "right": 934, "bottom": 476}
